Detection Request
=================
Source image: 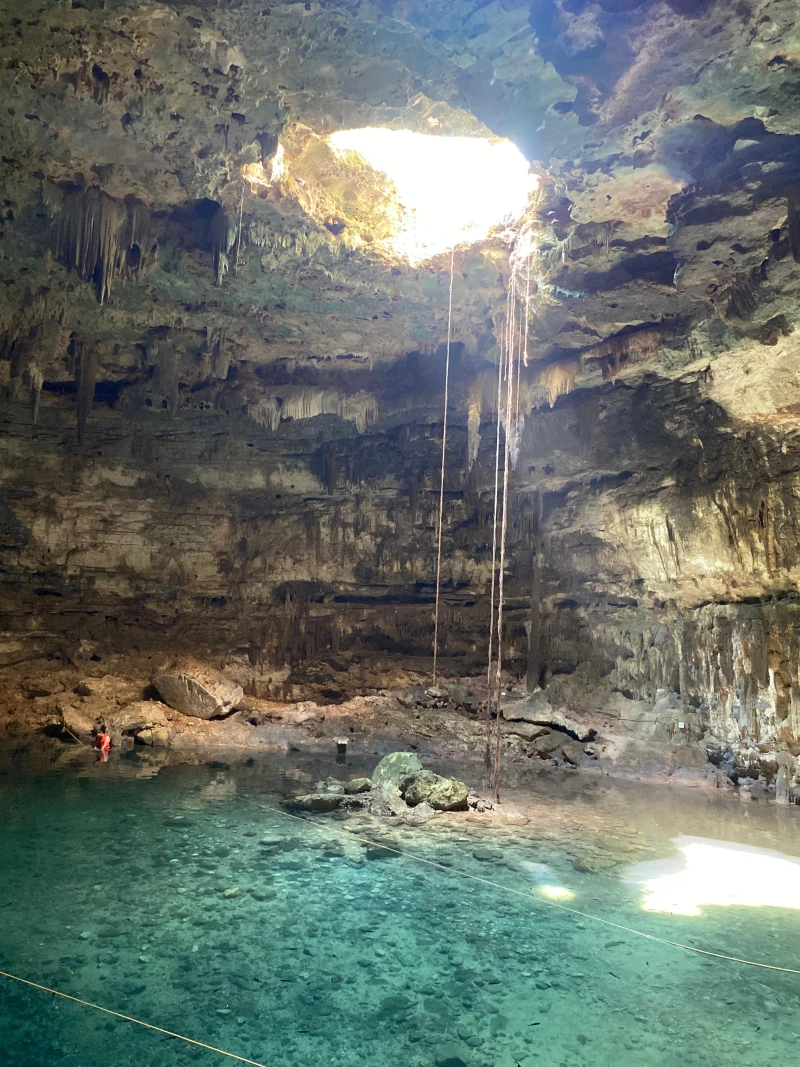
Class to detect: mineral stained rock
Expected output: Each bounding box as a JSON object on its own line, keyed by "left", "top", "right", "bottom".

{"left": 292, "top": 758, "right": 470, "bottom": 815}
{"left": 372, "top": 752, "right": 425, "bottom": 788}
{"left": 153, "top": 660, "right": 243, "bottom": 720}
{"left": 401, "top": 771, "right": 469, "bottom": 812}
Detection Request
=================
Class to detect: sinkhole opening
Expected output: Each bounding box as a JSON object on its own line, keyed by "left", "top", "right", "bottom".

{"left": 327, "top": 127, "right": 536, "bottom": 262}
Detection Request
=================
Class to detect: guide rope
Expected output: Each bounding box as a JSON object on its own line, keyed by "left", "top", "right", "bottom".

{"left": 1, "top": 792, "right": 798, "bottom": 1067}
{"left": 432, "top": 245, "right": 456, "bottom": 688}
{"left": 270, "top": 805, "right": 800, "bottom": 977}
{"left": 0, "top": 969, "right": 272, "bottom": 1067}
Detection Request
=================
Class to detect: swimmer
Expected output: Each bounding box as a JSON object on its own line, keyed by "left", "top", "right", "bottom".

{"left": 94, "top": 725, "right": 112, "bottom": 762}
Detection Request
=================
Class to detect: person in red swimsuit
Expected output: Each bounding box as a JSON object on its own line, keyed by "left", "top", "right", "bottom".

{"left": 95, "top": 726, "right": 112, "bottom": 762}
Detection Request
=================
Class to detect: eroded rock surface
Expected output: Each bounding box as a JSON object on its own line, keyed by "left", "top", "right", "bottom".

{"left": 154, "top": 659, "right": 243, "bottom": 719}
{"left": 0, "top": 1, "right": 799, "bottom": 791}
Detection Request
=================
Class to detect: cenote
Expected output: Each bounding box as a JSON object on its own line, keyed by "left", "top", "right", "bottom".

{"left": 2, "top": 2, "right": 800, "bottom": 1066}
{"left": 1, "top": 744, "right": 800, "bottom": 1067}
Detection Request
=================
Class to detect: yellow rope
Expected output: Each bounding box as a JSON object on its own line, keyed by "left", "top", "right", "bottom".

{"left": 270, "top": 805, "right": 800, "bottom": 976}
{"left": 0, "top": 969, "right": 272, "bottom": 1067}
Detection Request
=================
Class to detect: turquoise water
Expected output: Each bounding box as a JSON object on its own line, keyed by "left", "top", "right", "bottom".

{"left": 1, "top": 744, "right": 800, "bottom": 1067}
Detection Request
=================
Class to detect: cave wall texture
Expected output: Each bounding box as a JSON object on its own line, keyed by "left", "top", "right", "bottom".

{"left": 2, "top": 0, "right": 800, "bottom": 767}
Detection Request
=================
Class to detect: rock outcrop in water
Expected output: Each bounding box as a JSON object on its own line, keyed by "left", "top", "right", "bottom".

{"left": 1, "top": 1, "right": 800, "bottom": 792}
{"left": 292, "top": 754, "right": 471, "bottom": 817}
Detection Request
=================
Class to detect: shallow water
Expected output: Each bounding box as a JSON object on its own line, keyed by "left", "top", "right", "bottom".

{"left": 1, "top": 743, "right": 800, "bottom": 1067}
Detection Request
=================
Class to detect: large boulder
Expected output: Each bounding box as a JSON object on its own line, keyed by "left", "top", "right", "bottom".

{"left": 372, "top": 751, "right": 423, "bottom": 787}
{"left": 502, "top": 690, "right": 596, "bottom": 742}
{"left": 153, "top": 659, "right": 243, "bottom": 719}
{"left": 402, "top": 770, "right": 469, "bottom": 811}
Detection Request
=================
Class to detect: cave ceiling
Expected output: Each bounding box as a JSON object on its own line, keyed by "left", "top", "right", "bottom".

{"left": 0, "top": 0, "right": 797, "bottom": 409}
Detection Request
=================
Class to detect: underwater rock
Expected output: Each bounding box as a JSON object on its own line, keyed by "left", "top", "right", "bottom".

{"left": 403, "top": 801, "right": 436, "bottom": 824}
{"left": 153, "top": 659, "right": 243, "bottom": 720}
{"left": 314, "top": 777, "right": 345, "bottom": 793}
{"left": 292, "top": 793, "right": 344, "bottom": 812}
{"left": 472, "top": 847, "right": 503, "bottom": 862}
{"left": 372, "top": 751, "right": 423, "bottom": 787}
{"left": 344, "top": 777, "right": 372, "bottom": 794}
{"left": 402, "top": 771, "right": 469, "bottom": 811}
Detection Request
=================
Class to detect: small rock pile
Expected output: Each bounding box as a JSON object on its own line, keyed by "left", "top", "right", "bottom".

{"left": 290, "top": 752, "right": 477, "bottom": 822}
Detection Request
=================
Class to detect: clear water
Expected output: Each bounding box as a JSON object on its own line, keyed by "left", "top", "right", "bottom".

{"left": 1, "top": 742, "right": 800, "bottom": 1067}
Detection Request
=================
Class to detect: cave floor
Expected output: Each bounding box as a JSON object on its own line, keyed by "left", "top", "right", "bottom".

{"left": 1, "top": 744, "right": 799, "bottom": 1067}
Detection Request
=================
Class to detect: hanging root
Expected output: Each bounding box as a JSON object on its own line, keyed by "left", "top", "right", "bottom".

{"left": 432, "top": 246, "right": 455, "bottom": 687}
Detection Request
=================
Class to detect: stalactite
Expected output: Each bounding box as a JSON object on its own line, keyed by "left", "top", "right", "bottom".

{"left": 29, "top": 363, "right": 43, "bottom": 425}
{"left": 248, "top": 387, "right": 378, "bottom": 433}
{"left": 4, "top": 316, "right": 62, "bottom": 423}
{"left": 54, "top": 188, "right": 157, "bottom": 303}
{"left": 537, "top": 358, "right": 582, "bottom": 406}
{"left": 211, "top": 206, "right": 237, "bottom": 286}
{"left": 466, "top": 381, "right": 482, "bottom": 472}
{"left": 73, "top": 335, "right": 98, "bottom": 443}
{"left": 211, "top": 330, "right": 230, "bottom": 380}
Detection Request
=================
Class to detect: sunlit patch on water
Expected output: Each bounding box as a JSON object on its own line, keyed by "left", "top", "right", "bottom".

{"left": 520, "top": 861, "right": 575, "bottom": 901}
{"left": 622, "top": 835, "right": 800, "bottom": 916}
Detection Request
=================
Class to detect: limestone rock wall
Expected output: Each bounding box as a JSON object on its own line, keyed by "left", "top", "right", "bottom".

{"left": 1, "top": 0, "right": 800, "bottom": 779}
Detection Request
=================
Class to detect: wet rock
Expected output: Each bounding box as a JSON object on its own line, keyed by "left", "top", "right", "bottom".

{"left": 292, "top": 793, "right": 344, "bottom": 812}
{"left": 344, "top": 777, "right": 372, "bottom": 794}
{"left": 364, "top": 842, "right": 399, "bottom": 860}
{"left": 403, "top": 801, "right": 436, "bottom": 824}
{"left": 472, "top": 847, "right": 503, "bottom": 862}
{"left": 153, "top": 659, "right": 243, "bottom": 720}
{"left": 561, "top": 740, "right": 585, "bottom": 765}
{"left": 372, "top": 751, "right": 423, "bottom": 787}
{"left": 504, "top": 721, "right": 551, "bottom": 741}
{"left": 402, "top": 770, "right": 469, "bottom": 811}
{"left": 527, "top": 730, "right": 564, "bottom": 758}
{"left": 314, "top": 777, "right": 345, "bottom": 794}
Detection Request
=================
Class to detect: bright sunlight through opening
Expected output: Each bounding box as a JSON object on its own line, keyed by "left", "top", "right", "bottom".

{"left": 623, "top": 836, "right": 800, "bottom": 917}
{"left": 327, "top": 128, "right": 535, "bottom": 262}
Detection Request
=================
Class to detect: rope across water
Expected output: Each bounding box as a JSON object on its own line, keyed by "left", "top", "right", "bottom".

{"left": 2, "top": 790, "right": 798, "bottom": 1067}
